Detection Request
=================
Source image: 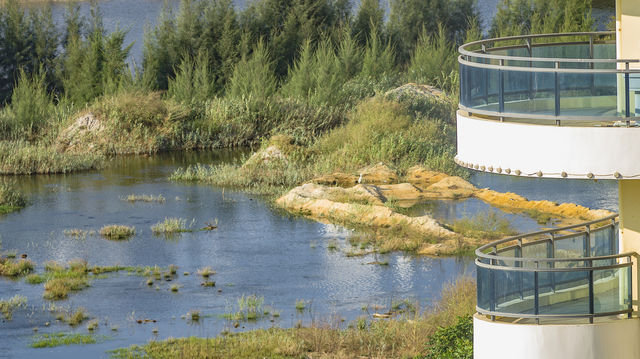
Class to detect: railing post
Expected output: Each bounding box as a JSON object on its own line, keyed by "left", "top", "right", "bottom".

{"left": 589, "top": 264, "right": 595, "bottom": 324}
{"left": 482, "top": 45, "right": 488, "bottom": 106}
{"left": 517, "top": 238, "right": 523, "bottom": 300}
{"left": 527, "top": 37, "right": 533, "bottom": 100}
{"left": 554, "top": 61, "right": 560, "bottom": 120}
{"left": 628, "top": 256, "right": 633, "bottom": 319}
{"left": 548, "top": 234, "right": 555, "bottom": 292}
{"left": 625, "top": 62, "right": 630, "bottom": 118}
{"left": 584, "top": 225, "right": 592, "bottom": 258}
{"left": 499, "top": 59, "right": 505, "bottom": 113}
{"left": 534, "top": 260, "right": 540, "bottom": 324}
{"left": 490, "top": 246, "right": 497, "bottom": 321}
{"left": 589, "top": 35, "right": 595, "bottom": 96}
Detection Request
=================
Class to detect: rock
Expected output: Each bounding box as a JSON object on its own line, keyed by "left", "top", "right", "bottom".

{"left": 358, "top": 163, "right": 399, "bottom": 184}
{"left": 56, "top": 112, "right": 104, "bottom": 152}
{"left": 309, "top": 173, "right": 359, "bottom": 187}
{"left": 243, "top": 145, "right": 287, "bottom": 169}
{"left": 425, "top": 176, "right": 477, "bottom": 199}
{"left": 384, "top": 83, "right": 447, "bottom": 102}
{"left": 285, "top": 183, "right": 384, "bottom": 206}
{"left": 377, "top": 183, "right": 424, "bottom": 201}
{"left": 406, "top": 166, "right": 449, "bottom": 189}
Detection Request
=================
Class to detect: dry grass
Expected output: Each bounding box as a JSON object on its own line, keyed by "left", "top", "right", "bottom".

{"left": 0, "top": 295, "right": 27, "bottom": 320}
{"left": 0, "top": 258, "right": 34, "bottom": 277}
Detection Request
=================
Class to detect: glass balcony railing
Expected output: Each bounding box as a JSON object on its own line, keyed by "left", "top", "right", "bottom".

{"left": 459, "top": 32, "right": 640, "bottom": 125}
{"left": 476, "top": 214, "right": 634, "bottom": 323}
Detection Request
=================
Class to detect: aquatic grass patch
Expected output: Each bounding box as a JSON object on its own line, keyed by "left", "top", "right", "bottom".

{"left": 295, "top": 299, "right": 308, "bottom": 312}
{"left": 42, "top": 260, "right": 90, "bottom": 300}
{"left": 0, "top": 182, "right": 26, "bottom": 214}
{"left": 30, "top": 332, "right": 102, "bottom": 348}
{"left": 451, "top": 210, "right": 517, "bottom": 240}
{"left": 0, "top": 258, "right": 34, "bottom": 277}
{"left": 197, "top": 266, "right": 215, "bottom": 278}
{"left": 0, "top": 295, "right": 27, "bottom": 320}
{"left": 112, "top": 277, "right": 476, "bottom": 359}
{"left": 221, "top": 295, "right": 268, "bottom": 322}
{"left": 151, "top": 218, "right": 194, "bottom": 235}
{"left": 25, "top": 273, "right": 46, "bottom": 284}
{"left": 100, "top": 225, "right": 136, "bottom": 240}
{"left": 122, "top": 194, "right": 166, "bottom": 204}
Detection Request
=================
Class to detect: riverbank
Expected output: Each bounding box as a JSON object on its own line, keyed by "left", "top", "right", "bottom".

{"left": 112, "top": 277, "right": 475, "bottom": 359}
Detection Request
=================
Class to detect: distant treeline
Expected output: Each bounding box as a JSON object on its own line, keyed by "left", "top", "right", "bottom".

{"left": 0, "top": 0, "right": 594, "bottom": 141}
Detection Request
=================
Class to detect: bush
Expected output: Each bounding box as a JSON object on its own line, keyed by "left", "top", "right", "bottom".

{"left": 407, "top": 25, "right": 458, "bottom": 93}
{"left": 227, "top": 40, "right": 277, "bottom": 100}
{"left": 312, "top": 97, "right": 463, "bottom": 176}
{"left": 2, "top": 69, "right": 55, "bottom": 140}
{"left": 425, "top": 315, "right": 473, "bottom": 359}
{"left": 168, "top": 51, "right": 216, "bottom": 105}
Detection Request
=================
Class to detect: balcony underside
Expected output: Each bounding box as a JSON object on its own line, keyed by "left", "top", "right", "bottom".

{"left": 456, "top": 111, "right": 640, "bottom": 179}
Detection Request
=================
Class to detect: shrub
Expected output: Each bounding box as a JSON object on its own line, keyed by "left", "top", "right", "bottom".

{"left": 227, "top": 40, "right": 277, "bottom": 100}
{"left": 425, "top": 315, "right": 473, "bottom": 359}
{"left": 2, "top": 69, "right": 55, "bottom": 140}
{"left": 0, "top": 181, "right": 26, "bottom": 213}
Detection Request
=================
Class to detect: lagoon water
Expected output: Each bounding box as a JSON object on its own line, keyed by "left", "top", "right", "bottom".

{"left": 0, "top": 150, "right": 475, "bottom": 358}
{"left": 0, "top": 149, "right": 618, "bottom": 358}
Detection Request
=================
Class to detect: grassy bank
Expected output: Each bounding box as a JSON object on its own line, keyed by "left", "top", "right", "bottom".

{"left": 0, "top": 182, "right": 26, "bottom": 214}
{"left": 112, "top": 277, "right": 475, "bottom": 359}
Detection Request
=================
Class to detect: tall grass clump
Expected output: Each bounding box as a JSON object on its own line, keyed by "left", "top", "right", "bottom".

{"left": 222, "top": 294, "right": 267, "bottom": 322}
{"left": 31, "top": 332, "right": 98, "bottom": 348}
{"left": 0, "top": 181, "right": 26, "bottom": 214}
{"left": 151, "top": 217, "right": 193, "bottom": 234}
{"left": 0, "top": 294, "right": 27, "bottom": 320}
{"left": 0, "top": 258, "right": 34, "bottom": 277}
{"left": 0, "top": 141, "right": 103, "bottom": 175}
{"left": 100, "top": 225, "right": 136, "bottom": 240}
{"left": 43, "top": 260, "right": 90, "bottom": 300}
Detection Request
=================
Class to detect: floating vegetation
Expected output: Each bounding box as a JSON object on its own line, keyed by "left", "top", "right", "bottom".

{"left": 31, "top": 333, "right": 99, "bottom": 348}
{"left": 0, "top": 258, "right": 34, "bottom": 277}
{"left": 122, "top": 194, "right": 166, "bottom": 204}
{"left": 0, "top": 295, "right": 27, "bottom": 320}
{"left": 43, "top": 260, "right": 90, "bottom": 300}
{"left": 100, "top": 225, "right": 136, "bottom": 240}
{"left": 201, "top": 281, "right": 215, "bottom": 287}
{"left": 390, "top": 299, "right": 417, "bottom": 315}
{"left": 327, "top": 239, "right": 338, "bottom": 251}
{"left": 151, "top": 218, "right": 194, "bottom": 235}
{"left": 202, "top": 218, "right": 218, "bottom": 230}
{"left": 170, "top": 284, "right": 179, "bottom": 292}
{"left": 168, "top": 265, "right": 178, "bottom": 275}
{"left": 188, "top": 310, "right": 201, "bottom": 322}
{"left": 222, "top": 295, "right": 267, "bottom": 322}
{"left": 197, "top": 266, "right": 215, "bottom": 278}
{"left": 54, "top": 307, "right": 89, "bottom": 326}
{"left": 87, "top": 319, "right": 99, "bottom": 331}
{"left": 295, "top": 299, "right": 307, "bottom": 312}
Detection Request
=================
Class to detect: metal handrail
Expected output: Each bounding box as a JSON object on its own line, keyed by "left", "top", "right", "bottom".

{"left": 475, "top": 214, "right": 633, "bottom": 323}
{"left": 476, "top": 214, "right": 618, "bottom": 257}
{"left": 459, "top": 31, "right": 636, "bottom": 66}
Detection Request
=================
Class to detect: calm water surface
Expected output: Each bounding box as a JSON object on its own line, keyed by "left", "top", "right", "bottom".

{"left": 0, "top": 150, "right": 474, "bottom": 358}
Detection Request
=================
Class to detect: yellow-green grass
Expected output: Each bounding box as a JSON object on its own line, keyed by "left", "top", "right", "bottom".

{"left": 151, "top": 218, "right": 193, "bottom": 235}
{"left": 123, "top": 194, "right": 166, "bottom": 204}
{"left": 0, "top": 182, "right": 26, "bottom": 214}
{"left": 451, "top": 210, "right": 517, "bottom": 240}
{"left": 100, "top": 225, "right": 136, "bottom": 240}
{"left": 0, "top": 258, "right": 34, "bottom": 277}
{"left": 31, "top": 333, "right": 100, "bottom": 348}
{"left": 0, "top": 295, "right": 27, "bottom": 320}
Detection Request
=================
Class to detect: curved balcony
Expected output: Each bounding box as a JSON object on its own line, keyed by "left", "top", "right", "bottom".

{"left": 475, "top": 214, "right": 633, "bottom": 324}
{"left": 456, "top": 32, "right": 640, "bottom": 179}
{"left": 459, "top": 31, "right": 640, "bottom": 124}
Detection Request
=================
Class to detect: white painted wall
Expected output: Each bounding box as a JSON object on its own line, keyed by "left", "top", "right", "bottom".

{"left": 456, "top": 112, "right": 640, "bottom": 179}
{"left": 474, "top": 315, "right": 640, "bottom": 359}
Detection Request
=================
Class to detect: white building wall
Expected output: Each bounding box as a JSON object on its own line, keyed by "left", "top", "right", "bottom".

{"left": 474, "top": 315, "right": 640, "bottom": 359}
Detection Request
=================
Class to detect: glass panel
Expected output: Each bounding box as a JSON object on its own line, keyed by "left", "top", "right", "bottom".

{"left": 554, "top": 234, "right": 587, "bottom": 261}
{"left": 593, "top": 266, "right": 630, "bottom": 314}
{"left": 476, "top": 265, "right": 492, "bottom": 311}
{"left": 538, "top": 270, "right": 590, "bottom": 315}
{"left": 494, "top": 269, "right": 536, "bottom": 315}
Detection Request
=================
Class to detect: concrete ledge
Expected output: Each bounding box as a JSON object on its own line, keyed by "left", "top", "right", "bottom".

{"left": 474, "top": 314, "right": 640, "bottom": 359}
